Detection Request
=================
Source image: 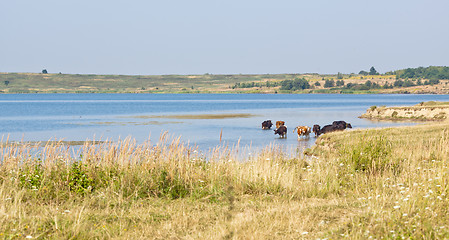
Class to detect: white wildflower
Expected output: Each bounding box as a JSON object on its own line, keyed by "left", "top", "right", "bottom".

{"left": 393, "top": 205, "right": 400, "bottom": 209}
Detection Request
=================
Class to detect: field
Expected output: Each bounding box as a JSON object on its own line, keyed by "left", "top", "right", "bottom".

{"left": 1, "top": 72, "right": 449, "bottom": 94}
{"left": 1, "top": 118, "right": 449, "bottom": 239}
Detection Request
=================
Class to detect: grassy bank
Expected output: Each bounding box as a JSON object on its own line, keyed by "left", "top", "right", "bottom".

{"left": 1, "top": 122, "right": 449, "bottom": 239}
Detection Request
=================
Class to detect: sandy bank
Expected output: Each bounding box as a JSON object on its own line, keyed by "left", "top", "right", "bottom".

{"left": 359, "top": 101, "right": 449, "bottom": 121}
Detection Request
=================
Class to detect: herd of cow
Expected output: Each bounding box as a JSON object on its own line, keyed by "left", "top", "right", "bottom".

{"left": 261, "top": 120, "right": 352, "bottom": 139}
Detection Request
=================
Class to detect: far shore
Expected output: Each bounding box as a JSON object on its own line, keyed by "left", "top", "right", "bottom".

{"left": 1, "top": 71, "right": 449, "bottom": 94}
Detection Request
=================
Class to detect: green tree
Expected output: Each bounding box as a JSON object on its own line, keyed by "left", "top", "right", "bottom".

{"left": 359, "top": 70, "right": 369, "bottom": 76}
{"left": 280, "top": 78, "right": 310, "bottom": 91}
{"left": 369, "top": 67, "right": 379, "bottom": 75}
{"left": 336, "top": 80, "right": 345, "bottom": 86}
{"left": 337, "top": 72, "right": 344, "bottom": 79}
{"left": 324, "top": 79, "right": 335, "bottom": 88}
{"left": 42, "top": 69, "right": 48, "bottom": 74}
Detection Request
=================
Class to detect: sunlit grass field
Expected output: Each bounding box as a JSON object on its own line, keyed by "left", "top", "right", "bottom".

{"left": 2, "top": 72, "right": 448, "bottom": 94}
{"left": 1, "top": 121, "right": 449, "bottom": 239}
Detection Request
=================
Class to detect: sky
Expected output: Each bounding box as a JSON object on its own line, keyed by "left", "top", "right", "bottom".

{"left": 1, "top": 0, "right": 448, "bottom": 75}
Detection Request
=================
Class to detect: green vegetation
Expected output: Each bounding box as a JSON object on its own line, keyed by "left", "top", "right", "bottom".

{"left": 231, "top": 80, "right": 281, "bottom": 89}
{"left": 279, "top": 77, "right": 310, "bottom": 91}
{"left": 395, "top": 66, "right": 449, "bottom": 80}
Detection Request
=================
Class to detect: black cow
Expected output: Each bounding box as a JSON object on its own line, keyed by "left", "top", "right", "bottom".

{"left": 332, "top": 121, "right": 352, "bottom": 130}
{"left": 274, "top": 125, "right": 287, "bottom": 138}
{"left": 262, "top": 120, "right": 273, "bottom": 130}
{"left": 312, "top": 124, "right": 321, "bottom": 137}
{"left": 313, "top": 122, "right": 351, "bottom": 136}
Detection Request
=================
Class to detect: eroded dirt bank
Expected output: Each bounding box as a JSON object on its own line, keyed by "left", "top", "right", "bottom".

{"left": 360, "top": 101, "right": 449, "bottom": 121}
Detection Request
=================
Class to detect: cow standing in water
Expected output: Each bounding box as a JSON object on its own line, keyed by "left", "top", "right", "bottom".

{"left": 332, "top": 121, "right": 352, "bottom": 130}
{"left": 313, "top": 121, "right": 352, "bottom": 136}
{"left": 261, "top": 120, "right": 273, "bottom": 130}
{"left": 274, "top": 125, "right": 287, "bottom": 138}
{"left": 293, "top": 126, "right": 311, "bottom": 139}
{"left": 276, "top": 121, "right": 285, "bottom": 129}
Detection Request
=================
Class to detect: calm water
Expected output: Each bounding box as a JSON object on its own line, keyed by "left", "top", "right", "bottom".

{"left": 1, "top": 94, "right": 449, "bottom": 153}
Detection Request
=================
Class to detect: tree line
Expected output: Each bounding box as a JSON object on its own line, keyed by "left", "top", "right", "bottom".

{"left": 232, "top": 78, "right": 441, "bottom": 92}
{"left": 395, "top": 66, "right": 449, "bottom": 80}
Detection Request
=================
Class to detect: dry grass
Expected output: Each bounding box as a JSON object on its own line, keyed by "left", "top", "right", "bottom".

{"left": 1, "top": 122, "right": 449, "bottom": 239}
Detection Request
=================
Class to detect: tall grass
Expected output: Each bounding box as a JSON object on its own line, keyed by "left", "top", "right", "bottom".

{"left": 1, "top": 123, "right": 449, "bottom": 239}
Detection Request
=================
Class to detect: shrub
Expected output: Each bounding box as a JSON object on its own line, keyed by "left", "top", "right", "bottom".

{"left": 19, "top": 164, "right": 44, "bottom": 190}
{"left": 340, "top": 136, "right": 399, "bottom": 174}
{"left": 68, "top": 162, "right": 94, "bottom": 195}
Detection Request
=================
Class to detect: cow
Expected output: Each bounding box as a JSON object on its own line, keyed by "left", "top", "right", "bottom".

{"left": 293, "top": 126, "right": 311, "bottom": 139}
{"left": 332, "top": 121, "right": 352, "bottom": 130}
{"left": 276, "top": 121, "right": 285, "bottom": 129}
{"left": 274, "top": 125, "right": 287, "bottom": 138}
{"left": 312, "top": 124, "right": 338, "bottom": 136}
{"left": 261, "top": 120, "right": 273, "bottom": 130}
{"left": 312, "top": 124, "right": 321, "bottom": 137}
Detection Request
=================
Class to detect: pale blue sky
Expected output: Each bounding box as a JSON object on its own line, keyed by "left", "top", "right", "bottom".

{"left": 1, "top": 0, "right": 448, "bottom": 75}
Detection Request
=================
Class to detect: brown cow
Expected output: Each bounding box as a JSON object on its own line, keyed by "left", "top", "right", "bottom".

{"left": 261, "top": 120, "right": 273, "bottom": 130}
{"left": 274, "top": 125, "right": 287, "bottom": 138}
{"left": 276, "top": 121, "right": 285, "bottom": 129}
{"left": 293, "top": 126, "right": 311, "bottom": 139}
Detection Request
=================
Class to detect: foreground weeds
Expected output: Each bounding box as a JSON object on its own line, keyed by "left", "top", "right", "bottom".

{"left": 1, "top": 123, "right": 449, "bottom": 239}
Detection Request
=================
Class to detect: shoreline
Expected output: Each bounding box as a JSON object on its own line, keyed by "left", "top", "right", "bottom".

{"left": 359, "top": 101, "right": 449, "bottom": 122}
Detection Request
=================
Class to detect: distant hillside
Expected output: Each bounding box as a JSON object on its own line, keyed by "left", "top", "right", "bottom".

{"left": 1, "top": 68, "right": 449, "bottom": 94}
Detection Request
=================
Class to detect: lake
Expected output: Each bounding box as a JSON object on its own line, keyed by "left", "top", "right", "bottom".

{"left": 1, "top": 94, "right": 449, "bottom": 154}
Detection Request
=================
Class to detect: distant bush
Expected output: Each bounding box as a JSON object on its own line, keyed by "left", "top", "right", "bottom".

{"left": 336, "top": 80, "right": 345, "bottom": 86}
{"left": 232, "top": 81, "right": 280, "bottom": 89}
{"left": 359, "top": 70, "right": 369, "bottom": 76}
{"left": 324, "top": 79, "right": 335, "bottom": 88}
{"left": 344, "top": 81, "right": 381, "bottom": 91}
{"left": 279, "top": 78, "right": 311, "bottom": 91}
